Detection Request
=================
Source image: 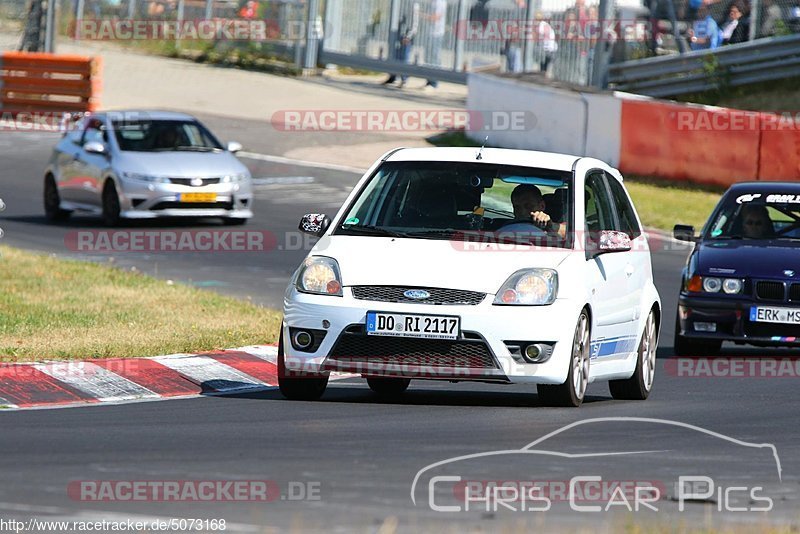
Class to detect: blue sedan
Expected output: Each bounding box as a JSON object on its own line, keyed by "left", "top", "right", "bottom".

{"left": 673, "top": 182, "right": 800, "bottom": 355}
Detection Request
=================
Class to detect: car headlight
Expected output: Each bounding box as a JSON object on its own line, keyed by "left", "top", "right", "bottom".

{"left": 702, "top": 277, "right": 721, "bottom": 293}
{"left": 221, "top": 173, "right": 249, "bottom": 183}
{"left": 122, "top": 172, "right": 169, "bottom": 183}
{"left": 687, "top": 275, "right": 743, "bottom": 294}
{"left": 494, "top": 269, "right": 558, "bottom": 306}
{"left": 296, "top": 256, "right": 343, "bottom": 296}
{"left": 722, "top": 278, "right": 743, "bottom": 294}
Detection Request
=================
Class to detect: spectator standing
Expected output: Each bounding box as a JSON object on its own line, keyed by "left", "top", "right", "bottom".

{"left": 502, "top": 0, "right": 526, "bottom": 73}
{"left": 535, "top": 12, "right": 557, "bottom": 74}
{"left": 720, "top": 0, "right": 749, "bottom": 44}
{"left": 689, "top": 5, "right": 722, "bottom": 49}
{"left": 759, "top": 0, "right": 782, "bottom": 36}
{"left": 424, "top": 0, "right": 447, "bottom": 88}
{"left": 383, "top": 2, "right": 420, "bottom": 87}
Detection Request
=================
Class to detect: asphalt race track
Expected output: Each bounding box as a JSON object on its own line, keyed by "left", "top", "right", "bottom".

{"left": 1, "top": 116, "right": 799, "bottom": 531}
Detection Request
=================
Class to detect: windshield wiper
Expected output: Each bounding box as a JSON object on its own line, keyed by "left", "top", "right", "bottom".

{"left": 339, "top": 224, "right": 407, "bottom": 238}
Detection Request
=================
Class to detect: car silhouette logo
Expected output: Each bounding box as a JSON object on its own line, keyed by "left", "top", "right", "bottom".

{"left": 191, "top": 178, "right": 204, "bottom": 186}
{"left": 784, "top": 270, "right": 795, "bottom": 277}
{"left": 404, "top": 289, "right": 430, "bottom": 300}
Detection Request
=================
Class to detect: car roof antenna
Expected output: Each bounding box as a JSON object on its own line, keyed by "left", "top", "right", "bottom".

{"left": 476, "top": 136, "right": 488, "bottom": 160}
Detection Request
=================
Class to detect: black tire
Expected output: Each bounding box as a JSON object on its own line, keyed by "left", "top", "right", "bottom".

{"left": 673, "top": 312, "right": 722, "bottom": 356}
{"left": 277, "top": 328, "right": 328, "bottom": 401}
{"left": 222, "top": 217, "right": 247, "bottom": 226}
{"left": 102, "top": 180, "right": 121, "bottom": 227}
{"left": 366, "top": 377, "right": 410, "bottom": 398}
{"left": 44, "top": 175, "right": 70, "bottom": 222}
{"left": 610, "top": 309, "right": 658, "bottom": 400}
{"left": 537, "top": 310, "right": 590, "bottom": 407}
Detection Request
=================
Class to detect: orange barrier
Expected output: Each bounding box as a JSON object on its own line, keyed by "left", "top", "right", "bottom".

{"left": 757, "top": 113, "right": 800, "bottom": 181}
{"left": 0, "top": 51, "right": 102, "bottom": 116}
{"left": 619, "top": 98, "right": 800, "bottom": 185}
{"left": 619, "top": 99, "right": 760, "bottom": 187}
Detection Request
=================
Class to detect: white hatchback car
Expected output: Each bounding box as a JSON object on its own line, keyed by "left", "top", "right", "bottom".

{"left": 280, "top": 147, "right": 661, "bottom": 407}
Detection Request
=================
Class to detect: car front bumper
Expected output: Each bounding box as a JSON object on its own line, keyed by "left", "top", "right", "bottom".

{"left": 282, "top": 286, "right": 583, "bottom": 384}
{"left": 119, "top": 178, "right": 253, "bottom": 219}
{"left": 678, "top": 294, "right": 800, "bottom": 346}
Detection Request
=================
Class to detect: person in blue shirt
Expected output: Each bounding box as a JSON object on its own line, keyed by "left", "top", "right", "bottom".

{"left": 689, "top": 5, "right": 722, "bottom": 50}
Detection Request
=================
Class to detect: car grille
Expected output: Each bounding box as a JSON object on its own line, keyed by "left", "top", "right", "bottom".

{"left": 790, "top": 283, "right": 800, "bottom": 302}
{"left": 351, "top": 286, "right": 486, "bottom": 305}
{"left": 150, "top": 201, "right": 233, "bottom": 210}
{"left": 169, "top": 177, "right": 221, "bottom": 186}
{"left": 755, "top": 281, "right": 785, "bottom": 301}
{"left": 326, "top": 332, "right": 497, "bottom": 369}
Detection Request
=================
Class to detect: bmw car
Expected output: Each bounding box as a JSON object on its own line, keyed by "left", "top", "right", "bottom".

{"left": 673, "top": 182, "right": 800, "bottom": 355}
{"left": 279, "top": 147, "right": 662, "bottom": 407}
{"left": 43, "top": 110, "right": 253, "bottom": 226}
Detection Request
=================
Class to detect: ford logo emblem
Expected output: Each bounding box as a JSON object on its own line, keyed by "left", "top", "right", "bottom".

{"left": 404, "top": 289, "right": 430, "bottom": 300}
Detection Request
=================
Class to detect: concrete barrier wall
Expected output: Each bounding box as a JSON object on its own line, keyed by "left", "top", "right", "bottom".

{"left": 467, "top": 73, "right": 800, "bottom": 185}
{"left": 467, "top": 74, "right": 588, "bottom": 156}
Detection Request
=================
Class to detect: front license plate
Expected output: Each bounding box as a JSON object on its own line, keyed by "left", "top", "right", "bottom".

{"left": 366, "top": 311, "right": 460, "bottom": 340}
{"left": 179, "top": 192, "right": 217, "bottom": 203}
{"left": 750, "top": 306, "right": 800, "bottom": 324}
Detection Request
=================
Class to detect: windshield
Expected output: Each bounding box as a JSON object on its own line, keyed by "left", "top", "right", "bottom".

{"left": 335, "top": 161, "right": 572, "bottom": 247}
{"left": 111, "top": 119, "right": 223, "bottom": 152}
{"left": 705, "top": 193, "right": 800, "bottom": 241}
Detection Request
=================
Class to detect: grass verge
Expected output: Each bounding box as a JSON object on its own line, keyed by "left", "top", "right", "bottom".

{"left": 0, "top": 246, "right": 282, "bottom": 362}
{"left": 427, "top": 131, "right": 724, "bottom": 231}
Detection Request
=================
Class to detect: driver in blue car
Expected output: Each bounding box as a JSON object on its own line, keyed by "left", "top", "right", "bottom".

{"left": 739, "top": 204, "right": 774, "bottom": 239}
{"left": 502, "top": 184, "right": 566, "bottom": 238}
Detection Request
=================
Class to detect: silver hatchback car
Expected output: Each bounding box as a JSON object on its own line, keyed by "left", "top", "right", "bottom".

{"left": 44, "top": 110, "right": 253, "bottom": 226}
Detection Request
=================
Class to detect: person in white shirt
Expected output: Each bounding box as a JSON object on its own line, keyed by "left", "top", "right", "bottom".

{"left": 424, "top": 0, "right": 447, "bottom": 88}
{"left": 535, "top": 12, "right": 558, "bottom": 74}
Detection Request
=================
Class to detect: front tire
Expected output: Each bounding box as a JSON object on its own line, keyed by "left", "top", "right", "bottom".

{"left": 44, "top": 175, "right": 70, "bottom": 222}
{"left": 367, "top": 377, "right": 410, "bottom": 398}
{"left": 102, "top": 180, "right": 121, "bottom": 227}
{"left": 277, "top": 328, "right": 328, "bottom": 401}
{"left": 673, "top": 312, "right": 722, "bottom": 356}
{"left": 537, "top": 310, "right": 590, "bottom": 407}
{"left": 610, "top": 309, "right": 658, "bottom": 400}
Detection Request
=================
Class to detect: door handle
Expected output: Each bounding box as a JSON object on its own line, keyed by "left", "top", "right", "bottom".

{"left": 625, "top": 264, "right": 634, "bottom": 277}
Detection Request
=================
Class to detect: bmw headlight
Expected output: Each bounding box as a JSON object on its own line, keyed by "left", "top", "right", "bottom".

{"left": 722, "top": 278, "right": 743, "bottom": 294}
{"left": 687, "top": 275, "right": 743, "bottom": 294}
{"left": 702, "top": 277, "right": 722, "bottom": 293}
{"left": 122, "top": 172, "right": 169, "bottom": 184}
{"left": 494, "top": 269, "right": 558, "bottom": 305}
{"left": 296, "top": 256, "right": 343, "bottom": 296}
{"left": 221, "top": 173, "right": 249, "bottom": 183}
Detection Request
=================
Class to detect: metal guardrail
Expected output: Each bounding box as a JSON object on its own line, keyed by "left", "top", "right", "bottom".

{"left": 607, "top": 33, "right": 800, "bottom": 97}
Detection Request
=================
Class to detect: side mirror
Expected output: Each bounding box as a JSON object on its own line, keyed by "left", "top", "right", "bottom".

{"left": 673, "top": 224, "right": 697, "bottom": 242}
{"left": 598, "top": 230, "right": 632, "bottom": 253}
{"left": 299, "top": 213, "right": 330, "bottom": 237}
{"left": 83, "top": 141, "right": 107, "bottom": 155}
{"left": 227, "top": 141, "right": 243, "bottom": 153}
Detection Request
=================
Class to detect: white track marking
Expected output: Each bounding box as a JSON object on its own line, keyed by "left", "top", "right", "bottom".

{"left": 34, "top": 362, "right": 159, "bottom": 402}
{"left": 152, "top": 355, "right": 266, "bottom": 392}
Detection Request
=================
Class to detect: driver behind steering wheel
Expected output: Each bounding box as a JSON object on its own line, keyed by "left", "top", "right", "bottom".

{"left": 499, "top": 184, "right": 566, "bottom": 238}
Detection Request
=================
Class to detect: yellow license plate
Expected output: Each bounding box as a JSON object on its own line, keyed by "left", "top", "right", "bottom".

{"left": 179, "top": 192, "right": 217, "bottom": 203}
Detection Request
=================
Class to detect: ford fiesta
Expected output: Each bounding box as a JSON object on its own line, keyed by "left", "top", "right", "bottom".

{"left": 280, "top": 147, "right": 661, "bottom": 407}
{"left": 673, "top": 182, "right": 800, "bottom": 355}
